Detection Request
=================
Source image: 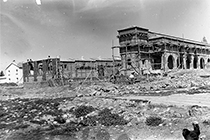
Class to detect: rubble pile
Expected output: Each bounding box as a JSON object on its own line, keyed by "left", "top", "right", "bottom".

{"left": 75, "top": 83, "right": 120, "bottom": 97}
{"left": 188, "top": 105, "right": 210, "bottom": 126}
{"left": 130, "top": 70, "right": 210, "bottom": 93}
{"left": 71, "top": 70, "right": 210, "bottom": 98}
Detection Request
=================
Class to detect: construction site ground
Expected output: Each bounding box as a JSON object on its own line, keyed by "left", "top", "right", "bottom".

{"left": 0, "top": 69, "right": 210, "bottom": 140}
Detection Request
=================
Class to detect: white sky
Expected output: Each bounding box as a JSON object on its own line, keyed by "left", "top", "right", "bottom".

{"left": 1, "top": 0, "right": 210, "bottom": 70}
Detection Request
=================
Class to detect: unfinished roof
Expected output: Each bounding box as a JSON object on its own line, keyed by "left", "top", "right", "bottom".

{"left": 148, "top": 31, "right": 210, "bottom": 47}
{"left": 149, "top": 35, "right": 209, "bottom": 47}
{"left": 75, "top": 59, "right": 95, "bottom": 62}
{"left": 118, "top": 26, "right": 149, "bottom": 33}
{"left": 60, "top": 58, "right": 75, "bottom": 63}
{"left": 117, "top": 26, "right": 210, "bottom": 47}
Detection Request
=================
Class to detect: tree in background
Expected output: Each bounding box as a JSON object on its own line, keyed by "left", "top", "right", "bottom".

{"left": 0, "top": 71, "right": 5, "bottom": 76}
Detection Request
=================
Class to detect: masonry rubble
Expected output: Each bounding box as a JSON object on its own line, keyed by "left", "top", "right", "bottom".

{"left": 74, "top": 70, "right": 210, "bottom": 98}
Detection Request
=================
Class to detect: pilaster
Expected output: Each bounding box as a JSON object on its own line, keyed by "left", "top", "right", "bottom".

{"left": 183, "top": 53, "right": 186, "bottom": 69}
{"left": 190, "top": 55, "right": 194, "bottom": 69}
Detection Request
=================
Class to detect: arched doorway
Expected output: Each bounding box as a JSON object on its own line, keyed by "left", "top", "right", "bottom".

{"left": 168, "top": 55, "right": 174, "bottom": 69}
{"left": 200, "top": 58, "right": 205, "bottom": 69}
{"left": 193, "top": 55, "right": 198, "bottom": 69}
{"left": 208, "top": 58, "right": 210, "bottom": 63}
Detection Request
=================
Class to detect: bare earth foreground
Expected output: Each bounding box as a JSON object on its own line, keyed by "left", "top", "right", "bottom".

{"left": 0, "top": 69, "right": 210, "bottom": 140}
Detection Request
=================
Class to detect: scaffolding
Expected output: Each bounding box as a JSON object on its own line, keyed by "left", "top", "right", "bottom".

{"left": 112, "top": 41, "right": 163, "bottom": 77}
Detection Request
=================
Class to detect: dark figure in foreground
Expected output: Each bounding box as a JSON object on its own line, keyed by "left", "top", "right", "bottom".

{"left": 182, "top": 121, "right": 200, "bottom": 140}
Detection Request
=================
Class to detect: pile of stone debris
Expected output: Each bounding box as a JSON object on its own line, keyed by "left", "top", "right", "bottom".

{"left": 135, "top": 70, "right": 210, "bottom": 92}
{"left": 74, "top": 69, "right": 210, "bottom": 97}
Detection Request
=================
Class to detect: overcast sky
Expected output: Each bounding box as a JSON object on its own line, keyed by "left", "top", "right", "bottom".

{"left": 1, "top": 0, "right": 210, "bottom": 70}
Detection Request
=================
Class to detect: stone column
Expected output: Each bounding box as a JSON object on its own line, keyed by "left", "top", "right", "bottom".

{"left": 23, "top": 63, "right": 29, "bottom": 82}
{"left": 205, "top": 57, "right": 208, "bottom": 69}
{"left": 197, "top": 56, "right": 200, "bottom": 69}
{"left": 190, "top": 55, "right": 194, "bottom": 69}
{"left": 34, "top": 61, "right": 38, "bottom": 81}
{"left": 42, "top": 60, "right": 47, "bottom": 81}
{"left": 173, "top": 55, "right": 177, "bottom": 69}
{"left": 52, "top": 59, "right": 57, "bottom": 78}
{"left": 183, "top": 53, "right": 186, "bottom": 69}
{"left": 161, "top": 52, "right": 167, "bottom": 71}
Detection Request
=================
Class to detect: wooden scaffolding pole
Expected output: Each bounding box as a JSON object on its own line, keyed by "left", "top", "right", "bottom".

{"left": 125, "top": 45, "right": 128, "bottom": 76}
{"left": 112, "top": 45, "right": 115, "bottom": 75}
{"left": 138, "top": 44, "right": 141, "bottom": 75}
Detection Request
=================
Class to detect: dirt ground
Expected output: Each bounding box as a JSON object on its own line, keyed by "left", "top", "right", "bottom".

{"left": 0, "top": 69, "right": 210, "bottom": 140}
{"left": 117, "top": 93, "right": 210, "bottom": 107}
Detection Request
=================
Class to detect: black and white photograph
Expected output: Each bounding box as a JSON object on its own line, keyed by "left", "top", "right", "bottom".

{"left": 0, "top": 0, "right": 210, "bottom": 139}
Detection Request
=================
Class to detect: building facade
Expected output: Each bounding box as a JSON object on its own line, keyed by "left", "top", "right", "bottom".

{"left": 116, "top": 26, "right": 210, "bottom": 75}
{"left": 5, "top": 61, "right": 23, "bottom": 84}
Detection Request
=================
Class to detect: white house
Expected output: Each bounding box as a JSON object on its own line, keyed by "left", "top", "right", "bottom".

{"left": 5, "top": 61, "right": 23, "bottom": 84}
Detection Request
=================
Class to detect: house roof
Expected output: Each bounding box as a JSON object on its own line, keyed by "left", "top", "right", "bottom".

{"left": 5, "top": 62, "right": 22, "bottom": 70}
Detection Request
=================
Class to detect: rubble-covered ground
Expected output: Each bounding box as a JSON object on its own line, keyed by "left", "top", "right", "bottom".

{"left": 0, "top": 69, "right": 210, "bottom": 140}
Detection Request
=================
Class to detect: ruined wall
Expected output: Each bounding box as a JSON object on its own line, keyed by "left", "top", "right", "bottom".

{"left": 23, "top": 59, "right": 121, "bottom": 83}
{"left": 23, "top": 58, "right": 60, "bottom": 83}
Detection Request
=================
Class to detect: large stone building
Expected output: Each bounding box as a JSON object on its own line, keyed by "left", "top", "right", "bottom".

{"left": 115, "top": 26, "right": 210, "bottom": 75}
